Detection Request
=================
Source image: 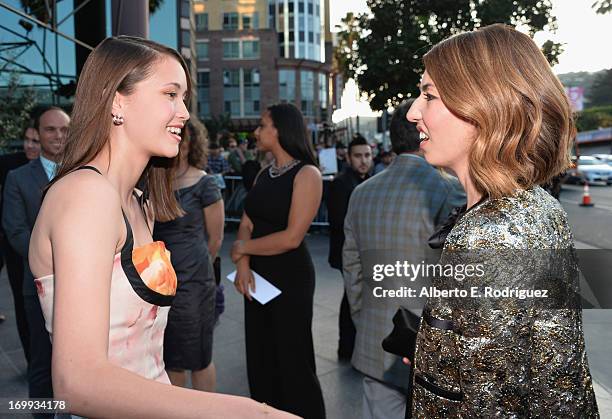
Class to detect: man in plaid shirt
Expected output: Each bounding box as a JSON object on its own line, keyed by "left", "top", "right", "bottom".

{"left": 342, "top": 100, "right": 465, "bottom": 419}
{"left": 207, "top": 142, "right": 230, "bottom": 175}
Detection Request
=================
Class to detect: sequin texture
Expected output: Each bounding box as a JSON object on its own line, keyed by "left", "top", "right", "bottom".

{"left": 411, "top": 187, "right": 599, "bottom": 417}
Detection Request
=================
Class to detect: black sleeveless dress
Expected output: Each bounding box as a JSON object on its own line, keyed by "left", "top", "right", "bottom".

{"left": 243, "top": 162, "right": 326, "bottom": 419}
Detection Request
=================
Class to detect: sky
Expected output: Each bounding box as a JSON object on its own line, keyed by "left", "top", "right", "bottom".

{"left": 329, "top": 0, "right": 612, "bottom": 74}
{"left": 329, "top": 0, "right": 612, "bottom": 119}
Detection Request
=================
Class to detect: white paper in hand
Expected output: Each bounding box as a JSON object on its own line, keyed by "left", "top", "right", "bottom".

{"left": 227, "top": 270, "right": 282, "bottom": 304}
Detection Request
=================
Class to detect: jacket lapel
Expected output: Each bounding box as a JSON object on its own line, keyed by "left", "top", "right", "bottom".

{"left": 31, "top": 158, "right": 50, "bottom": 189}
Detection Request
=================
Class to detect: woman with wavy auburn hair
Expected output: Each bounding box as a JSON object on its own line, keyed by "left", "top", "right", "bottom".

{"left": 28, "top": 36, "right": 295, "bottom": 418}
{"left": 406, "top": 24, "right": 598, "bottom": 416}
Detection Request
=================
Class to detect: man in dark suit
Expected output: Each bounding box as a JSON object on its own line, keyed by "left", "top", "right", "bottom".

{"left": 0, "top": 124, "right": 40, "bottom": 361}
{"left": 2, "top": 106, "right": 69, "bottom": 410}
{"left": 327, "top": 134, "right": 373, "bottom": 360}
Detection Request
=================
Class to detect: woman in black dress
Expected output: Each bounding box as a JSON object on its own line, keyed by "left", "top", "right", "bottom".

{"left": 154, "top": 118, "right": 224, "bottom": 391}
{"left": 231, "top": 103, "right": 326, "bottom": 418}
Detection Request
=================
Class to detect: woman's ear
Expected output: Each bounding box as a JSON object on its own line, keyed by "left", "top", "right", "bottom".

{"left": 111, "top": 91, "right": 126, "bottom": 116}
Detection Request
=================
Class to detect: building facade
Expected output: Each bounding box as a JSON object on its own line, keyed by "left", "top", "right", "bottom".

{"left": 192, "top": 0, "right": 335, "bottom": 131}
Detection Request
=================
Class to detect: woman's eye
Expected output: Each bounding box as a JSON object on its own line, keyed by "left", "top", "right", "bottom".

{"left": 424, "top": 93, "right": 435, "bottom": 101}
{"left": 166, "top": 92, "right": 177, "bottom": 98}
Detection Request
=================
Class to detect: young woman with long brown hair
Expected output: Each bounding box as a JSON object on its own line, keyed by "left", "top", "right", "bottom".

{"left": 28, "top": 36, "right": 296, "bottom": 418}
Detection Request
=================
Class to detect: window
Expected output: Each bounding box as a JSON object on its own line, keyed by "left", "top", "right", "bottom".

{"left": 243, "top": 41, "right": 259, "bottom": 58}
{"left": 300, "top": 70, "right": 314, "bottom": 116}
{"left": 223, "top": 41, "right": 240, "bottom": 58}
{"left": 180, "top": 0, "right": 190, "bottom": 18}
{"left": 196, "top": 41, "right": 208, "bottom": 60}
{"left": 318, "top": 73, "right": 327, "bottom": 110}
{"left": 223, "top": 69, "right": 240, "bottom": 115}
{"left": 279, "top": 69, "right": 295, "bottom": 103}
{"left": 195, "top": 13, "right": 208, "bottom": 31}
{"left": 268, "top": 4, "right": 276, "bottom": 29}
{"left": 197, "top": 71, "right": 210, "bottom": 118}
{"left": 223, "top": 12, "right": 239, "bottom": 30}
{"left": 308, "top": 2, "right": 313, "bottom": 14}
{"left": 298, "top": 1, "right": 304, "bottom": 13}
{"left": 244, "top": 69, "right": 260, "bottom": 116}
{"left": 181, "top": 30, "right": 191, "bottom": 46}
{"left": 242, "top": 12, "right": 259, "bottom": 30}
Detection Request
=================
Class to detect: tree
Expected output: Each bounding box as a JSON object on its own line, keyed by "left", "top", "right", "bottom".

{"left": 0, "top": 73, "right": 37, "bottom": 150}
{"left": 586, "top": 69, "right": 612, "bottom": 108}
{"left": 576, "top": 106, "right": 612, "bottom": 131}
{"left": 19, "top": 0, "right": 165, "bottom": 22}
{"left": 336, "top": 0, "right": 563, "bottom": 111}
{"left": 204, "top": 113, "right": 234, "bottom": 145}
{"left": 592, "top": 0, "right": 611, "bottom": 14}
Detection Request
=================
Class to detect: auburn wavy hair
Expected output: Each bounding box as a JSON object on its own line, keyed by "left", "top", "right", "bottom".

{"left": 423, "top": 24, "right": 574, "bottom": 199}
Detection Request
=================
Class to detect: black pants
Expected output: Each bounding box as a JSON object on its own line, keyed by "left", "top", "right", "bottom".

{"left": 338, "top": 287, "right": 356, "bottom": 358}
{"left": 1, "top": 237, "right": 30, "bottom": 362}
{"left": 244, "top": 292, "right": 326, "bottom": 419}
{"left": 23, "top": 294, "right": 53, "bottom": 409}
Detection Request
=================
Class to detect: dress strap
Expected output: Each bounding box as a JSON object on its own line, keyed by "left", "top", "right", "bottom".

{"left": 75, "top": 165, "right": 103, "bottom": 175}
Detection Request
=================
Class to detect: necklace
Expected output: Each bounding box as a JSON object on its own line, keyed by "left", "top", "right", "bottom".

{"left": 269, "top": 159, "right": 300, "bottom": 178}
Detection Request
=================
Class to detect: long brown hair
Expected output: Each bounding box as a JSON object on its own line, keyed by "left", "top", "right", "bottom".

{"left": 423, "top": 24, "right": 574, "bottom": 199}
{"left": 181, "top": 118, "right": 209, "bottom": 169}
{"left": 52, "top": 36, "right": 192, "bottom": 221}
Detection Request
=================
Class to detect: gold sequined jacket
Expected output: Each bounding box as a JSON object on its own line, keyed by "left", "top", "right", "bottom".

{"left": 411, "top": 187, "right": 599, "bottom": 418}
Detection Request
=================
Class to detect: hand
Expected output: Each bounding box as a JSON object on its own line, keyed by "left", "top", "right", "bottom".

{"left": 402, "top": 357, "right": 411, "bottom": 366}
{"left": 234, "top": 265, "right": 255, "bottom": 301}
{"left": 231, "top": 240, "right": 245, "bottom": 263}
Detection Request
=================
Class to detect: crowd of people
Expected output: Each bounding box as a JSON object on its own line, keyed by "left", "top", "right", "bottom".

{"left": 0, "top": 23, "right": 600, "bottom": 419}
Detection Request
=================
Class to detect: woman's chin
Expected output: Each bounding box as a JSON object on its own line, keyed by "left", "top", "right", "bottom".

{"left": 156, "top": 145, "right": 180, "bottom": 159}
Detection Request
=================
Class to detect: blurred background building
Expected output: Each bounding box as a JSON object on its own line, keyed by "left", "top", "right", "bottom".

{"left": 0, "top": 0, "right": 339, "bottom": 148}
{"left": 192, "top": 0, "right": 337, "bottom": 131}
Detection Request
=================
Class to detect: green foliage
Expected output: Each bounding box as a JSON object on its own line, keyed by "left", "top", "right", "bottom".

{"left": 0, "top": 73, "right": 37, "bottom": 150}
{"left": 149, "top": 0, "right": 165, "bottom": 14}
{"left": 20, "top": 1, "right": 164, "bottom": 21}
{"left": 586, "top": 69, "right": 612, "bottom": 108}
{"left": 19, "top": 0, "right": 54, "bottom": 23}
{"left": 576, "top": 106, "right": 612, "bottom": 132}
{"left": 336, "top": 0, "right": 562, "bottom": 111}
{"left": 204, "top": 113, "right": 234, "bottom": 145}
{"left": 592, "top": 0, "right": 612, "bottom": 14}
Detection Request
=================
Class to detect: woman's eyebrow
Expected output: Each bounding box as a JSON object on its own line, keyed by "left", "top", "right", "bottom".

{"left": 419, "top": 82, "right": 435, "bottom": 92}
{"left": 163, "top": 82, "right": 182, "bottom": 89}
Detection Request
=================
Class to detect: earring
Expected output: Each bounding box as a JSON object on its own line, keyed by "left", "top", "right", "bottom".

{"left": 112, "top": 113, "right": 124, "bottom": 126}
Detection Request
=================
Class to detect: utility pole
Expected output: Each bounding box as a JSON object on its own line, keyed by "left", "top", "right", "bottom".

{"left": 111, "top": 0, "right": 149, "bottom": 38}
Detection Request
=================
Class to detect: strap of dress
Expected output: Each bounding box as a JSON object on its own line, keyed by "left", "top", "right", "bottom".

{"left": 75, "top": 165, "right": 102, "bottom": 175}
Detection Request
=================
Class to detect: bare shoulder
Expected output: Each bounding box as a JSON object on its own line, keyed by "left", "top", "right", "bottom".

{"left": 45, "top": 170, "right": 120, "bottom": 209}
{"left": 296, "top": 164, "right": 322, "bottom": 182}
{"left": 41, "top": 170, "right": 122, "bottom": 232}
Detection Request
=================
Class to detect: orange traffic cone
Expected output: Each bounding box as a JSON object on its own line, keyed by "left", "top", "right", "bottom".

{"left": 579, "top": 182, "right": 594, "bottom": 207}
